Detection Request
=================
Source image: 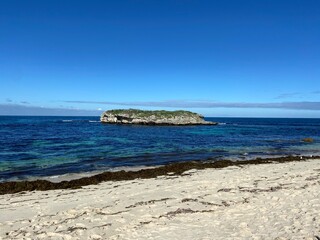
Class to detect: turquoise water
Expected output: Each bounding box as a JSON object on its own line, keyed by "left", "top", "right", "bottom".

{"left": 0, "top": 116, "right": 319, "bottom": 181}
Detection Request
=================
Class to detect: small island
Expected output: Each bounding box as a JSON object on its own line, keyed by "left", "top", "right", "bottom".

{"left": 100, "top": 109, "right": 217, "bottom": 125}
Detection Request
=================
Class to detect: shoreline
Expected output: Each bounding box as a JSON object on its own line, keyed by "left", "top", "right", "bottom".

{"left": 1, "top": 157, "right": 319, "bottom": 239}
{"left": 1, "top": 155, "right": 319, "bottom": 195}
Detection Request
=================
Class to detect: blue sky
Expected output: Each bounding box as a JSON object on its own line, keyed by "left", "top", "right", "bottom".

{"left": 1, "top": 0, "right": 320, "bottom": 117}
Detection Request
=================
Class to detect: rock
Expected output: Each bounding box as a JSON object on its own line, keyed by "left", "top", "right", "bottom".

{"left": 100, "top": 109, "right": 217, "bottom": 125}
{"left": 302, "top": 138, "right": 314, "bottom": 143}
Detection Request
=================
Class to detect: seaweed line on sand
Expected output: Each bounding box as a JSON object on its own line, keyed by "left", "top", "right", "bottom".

{"left": 0, "top": 155, "right": 319, "bottom": 195}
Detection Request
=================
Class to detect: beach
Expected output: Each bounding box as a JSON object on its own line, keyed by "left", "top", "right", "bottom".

{"left": 1, "top": 158, "right": 319, "bottom": 240}
{"left": 2, "top": 1, "right": 320, "bottom": 239}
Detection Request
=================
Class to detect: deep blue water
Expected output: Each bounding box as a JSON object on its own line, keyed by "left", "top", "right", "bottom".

{"left": 0, "top": 116, "right": 320, "bottom": 181}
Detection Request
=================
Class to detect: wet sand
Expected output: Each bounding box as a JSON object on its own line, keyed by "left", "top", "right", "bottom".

{"left": 0, "top": 157, "right": 319, "bottom": 239}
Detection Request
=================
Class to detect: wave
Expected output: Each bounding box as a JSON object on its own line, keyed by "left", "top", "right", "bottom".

{"left": 61, "top": 120, "right": 99, "bottom": 123}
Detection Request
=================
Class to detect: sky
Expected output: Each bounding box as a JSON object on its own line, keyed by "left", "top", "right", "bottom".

{"left": 0, "top": 0, "right": 320, "bottom": 117}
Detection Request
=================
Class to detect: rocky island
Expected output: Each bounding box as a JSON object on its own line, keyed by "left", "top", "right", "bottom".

{"left": 100, "top": 109, "right": 217, "bottom": 125}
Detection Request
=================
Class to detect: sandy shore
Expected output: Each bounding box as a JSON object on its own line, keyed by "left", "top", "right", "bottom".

{"left": 1, "top": 159, "right": 319, "bottom": 240}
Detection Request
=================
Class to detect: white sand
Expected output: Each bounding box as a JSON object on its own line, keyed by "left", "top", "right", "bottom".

{"left": 0, "top": 159, "right": 319, "bottom": 240}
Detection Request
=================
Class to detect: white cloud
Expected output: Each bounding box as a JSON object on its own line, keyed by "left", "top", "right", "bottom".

{"left": 64, "top": 100, "right": 320, "bottom": 110}
{"left": 0, "top": 104, "right": 101, "bottom": 116}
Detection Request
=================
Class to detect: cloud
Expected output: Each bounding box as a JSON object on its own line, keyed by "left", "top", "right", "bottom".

{"left": 64, "top": 100, "right": 320, "bottom": 110}
{"left": 0, "top": 104, "right": 101, "bottom": 116}
{"left": 275, "top": 90, "right": 320, "bottom": 99}
{"left": 275, "top": 92, "right": 301, "bottom": 99}
{"left": 2, "top": 100, "right": 320, "bottom": 116}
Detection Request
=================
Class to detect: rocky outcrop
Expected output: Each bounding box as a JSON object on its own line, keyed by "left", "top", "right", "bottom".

{"left": 100, "top": 109, "right": 217, "bottom": 125}
{"left": 302, "top": 138, "right": 314, "bottom": 143}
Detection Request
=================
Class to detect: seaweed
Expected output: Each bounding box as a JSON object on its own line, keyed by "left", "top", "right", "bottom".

{"left": 0, "top": 155, "right": 318, "bottom": 195}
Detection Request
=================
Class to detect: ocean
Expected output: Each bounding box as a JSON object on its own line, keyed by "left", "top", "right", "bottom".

{"left": 0, "top": 116, "right": 319, "bottom": 182}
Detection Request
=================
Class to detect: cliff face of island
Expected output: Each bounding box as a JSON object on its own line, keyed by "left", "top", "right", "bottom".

{"left": 100, "top": 109, "right": 217, "bottom": 125}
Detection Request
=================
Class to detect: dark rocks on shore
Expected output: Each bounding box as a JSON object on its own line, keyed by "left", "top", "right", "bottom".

{"left": 100, "top": 109, "right": 217, "bottom": 125}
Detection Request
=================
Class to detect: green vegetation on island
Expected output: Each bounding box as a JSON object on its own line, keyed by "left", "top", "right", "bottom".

{"left": 107, "top": 109, "right": 203, "bottom": 118}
